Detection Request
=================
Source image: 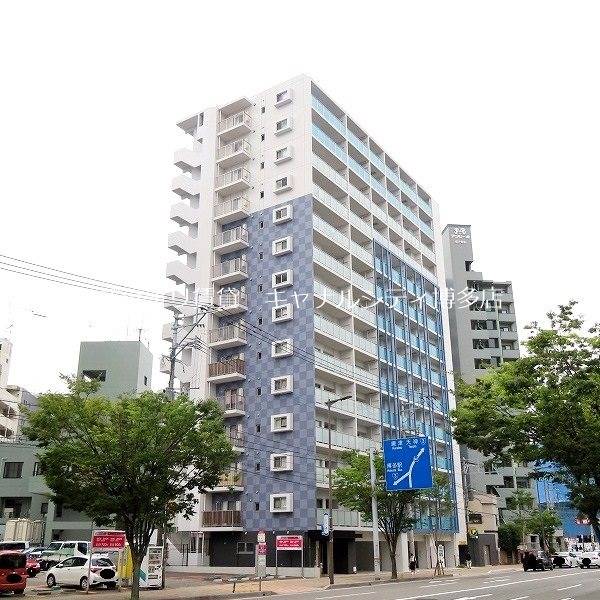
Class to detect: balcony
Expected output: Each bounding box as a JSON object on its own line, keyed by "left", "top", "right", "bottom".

{"left": 211, "top": 257, "right": 248, "bottom": 284}
{"left": 317, "top": 507, "right": 371, "bottom": 529}
{"left": 214, "top": 195, "right": 250, "bottom": 224}
{"left": 171, "top": 175, "right": 202, "bottom": 199}
{"left": 315, "top": 427, "right": 378, "bottom": 452}
{"left": 174, "top": 148, "right": 202, "bottom": 171}
{"left": 207, "top": 358, "right": 245, "bottom": 383}
{"left": 212, "top": 471, "right": 244, "bottom": 491}
{"left": 168, "top": 231, "right": 197, "bottom": 256}
{"left": 213, "top": 226, "right": 249, "bottom": 254}
{"left": 217, "top": 393, "right": 245, "bottom": 417}
{"left": 216, "top": 139, "right": 251, "bottom": 169}
{"left": 214, "top": 289, "right": 248, "bottom": 314}
{"left": 228, "top": 431, "right": 244, "bottom": 451}
{"left": 166, "top": 260, "right": 201, "bottom": 286}
{"left": 170, "top": 202, "right": 202, "bottom": 227}
{"left": 217, "top": 111, "right": 252, "bottom": 143}
{"left": 201, "top": 510, "right": 242, "bottom": 529}
{"left": 208, "top": 324, "right": 247, "bottom": 349}
{"left": 215, "top": 167, "right": 251, "bottom": 195}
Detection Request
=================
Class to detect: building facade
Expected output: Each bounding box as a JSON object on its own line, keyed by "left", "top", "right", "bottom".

{"left": 164, "top": 75, "right": 465, "bottom": 574}
{"left": 77, "top": 340, "right": 153, "bottom": 398}
{"left": 442, "top": 224, "right": 537, "bottom": 562}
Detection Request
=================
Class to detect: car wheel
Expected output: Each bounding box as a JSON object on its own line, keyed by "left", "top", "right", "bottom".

{"left": 80, "top": 576, "right": 89, "bottom": 590}
{"left": 106, "top": 582, "right": 117, "bottom": 589}
{"left": 13, "top": 591, "right": 24, "bottom": 596}
{"left": 523, "top": 566, "right": 528, "bottom": 572}
{"left": 47, "top": 574, "right": 56, "bottom": 588}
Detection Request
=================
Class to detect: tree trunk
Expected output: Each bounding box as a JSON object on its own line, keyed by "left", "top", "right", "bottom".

{"left": 386, "top": 534, "right": 398, "bottom": 579}
{"left": 130, "top": 552, "right": 143, "bottom": 600}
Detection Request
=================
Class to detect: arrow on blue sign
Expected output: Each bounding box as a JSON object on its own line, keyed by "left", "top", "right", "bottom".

{"left": 383, "top": 437, "right": 433, "bottom": 491}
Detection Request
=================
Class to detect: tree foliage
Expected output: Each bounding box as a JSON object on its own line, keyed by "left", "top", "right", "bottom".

{"left": 24, "top": 378, "right": 235, "bottom": 600}
{"left": 452, "top": 302, "right": 600, "bottom": 539}
{"left": 526, "top": 508, "right": 562, "bottom": 553}
{"left": 498, "top": 522, "right": 522, "bottom": 556}
{"left": 333, "top": 451, "right": 420, "bottom": 579}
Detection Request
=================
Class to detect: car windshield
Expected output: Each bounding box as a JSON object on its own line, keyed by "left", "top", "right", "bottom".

{"left": 92, "top": 558, "right": 114, "bottom": 567}
{"left": 0, "top": 554, "right": 26, "bottom": 569}
{"left": 45, "top": 542, "right": 62, "bottom": 551}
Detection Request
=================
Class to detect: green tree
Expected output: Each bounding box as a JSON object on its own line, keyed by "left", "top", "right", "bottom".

{"left": 526, "top": 508, "right": 562, "bottom": 553}
{"left": 333, "top": 451, "right": 420, "bottom": 579}
{"left": 506, "top": 489, "right": 534, "bottom": 545}
{"left": 24, "top": 378, "right": 235, "bottom": 600}
{"left": 497, "top": 522, "right": 522, "bottom": 563}
{"left": 425, "top": 472, "right": 455, "bottom": 576}
{"left": 452, "top": 302, "right": 600, "bottom": 539}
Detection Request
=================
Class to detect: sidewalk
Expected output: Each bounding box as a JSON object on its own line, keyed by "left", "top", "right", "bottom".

{"left": 28, "top": 564, "right": 521, "bottom": 599}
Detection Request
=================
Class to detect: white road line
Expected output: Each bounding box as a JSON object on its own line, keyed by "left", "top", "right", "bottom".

{"left": 421, "top": 581, "right": 459, "bottom": 588}
{"left": 315, "top": 593, "right": 376, "bottom": 599}
{"left": 452, "top": 595, "right": 492, "bottom": 600}
{"left": 557, "top": 583, "right": 582, "bottom": 591}
{"left": 393, "top": 571, "right": 585, "bottom": 600}
{"left": 508, "top": 596, "right": 529, "bottom": 600}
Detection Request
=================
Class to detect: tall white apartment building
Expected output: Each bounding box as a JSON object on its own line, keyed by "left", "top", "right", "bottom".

{"left": 164, "top": 75, "right": 465, "bottom": 574}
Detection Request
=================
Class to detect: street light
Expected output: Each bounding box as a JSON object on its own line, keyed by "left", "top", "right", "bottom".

{"left": 325, "top": 394, "right": 352, "bottom": 585}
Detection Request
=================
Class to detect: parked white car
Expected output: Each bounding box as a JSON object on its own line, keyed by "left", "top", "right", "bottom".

{"left": 577, "top": 551, "right": 600, "bottom": 568}
{"left": 46, "top": 555, "right": 117, "bottom": 590}
{"left": 38, "top": 541, "right": 90, "bottom": 570}
{"left": 553, "top": 551, "right": 579, "bottom": 567}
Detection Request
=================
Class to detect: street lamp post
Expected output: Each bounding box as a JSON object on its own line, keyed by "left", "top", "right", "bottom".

{"left": 325, "top": 394, "right": 352, "bottom": 585}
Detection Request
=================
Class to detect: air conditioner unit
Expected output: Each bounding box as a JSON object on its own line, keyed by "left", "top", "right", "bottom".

{"left": 3, "top": 509, "right": 15, "bottom": 519}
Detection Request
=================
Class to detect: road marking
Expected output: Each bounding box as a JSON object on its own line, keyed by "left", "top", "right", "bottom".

{"left": 421, "top": 581, "right": 458, "bottom": 587}
{"left": 393, "top": 571, "right": 586, "bottom": 600}
{"left": 315, "top": 593, "right": 376, "bottom": 599}
{"left": 508, "top": 596, "right": 529, "bottom": 600}
{"left": 452, "top": 595, "right": 492, "bottom": 600}
{"left": 557, "top": 583, "right": 582, "bottom": 591}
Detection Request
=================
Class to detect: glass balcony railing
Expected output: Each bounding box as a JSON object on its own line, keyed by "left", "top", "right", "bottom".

{"left": 348, "top": 156, "right": 371, "bottom": 184}
{"left": 313, "top": 215, "right": 350, "bottom": 250}
{"left": 348, "top": 182, "right": 370, "bottom": 207}
{"left": 313, "top": 155, "right": 348, "bottom": 191}
{"left": 352, "top": 271, "right": 374, "bottom": 294}
{"left": 349, "top": 239, "right": 372, "bottom": 264}
{"left": 313, "top": 247, "right": 351, "bottom": 280}
{"left": 371, "top": 178, "right": 387, "bottom": 200}
{"left": 215, "top": 288, "right": 248, "bottom": 309}
{"left": 347, "top": 129, "right": 370, "bottom": 158}
{"left": 317, "top": 507, "right": 371, "bottom": 527}
{"left": 216, "top": 138, "right": 251, "bottom": 160}
{"left": 213, "top": 226, "right": 248, "bottom": 247}
{"left": 313, "top": 185, "right": 348, "bottom": 216}
{"left": 314, "top": 313, "right": 353, "bottom": 345}
{"left": 311, "top": 96, "right": 346, "bottom": 135}
{"left": 348, "top": 211, "right": 371, "bottom": 236}
{"left": 356, "top": 400, "right": 380, "bottom": 421}
{"left": 214, "top": 195, "right": 249, "bottom": 218}
{"left": 314, "top": 351, "right": 354, "bottom": 378}
{"left": 354, "top": 333, "right": 377, "bottom": 356}
{"left": 211, "top": 257, "right": 248, "bottom": 278}
{"left": 315, "top": 427, "right": 378, "bottom": 452}
{"left": 312, "top": 124, "right": 347, "bottom": 163}
{"left": 370, "top": 152, "right": 386, "bottom": 175}
{"left": 215, "top": 167, "right": 251, "bottom": 189}
{"left": 314, "top": 389, "right": 355, "bottom": 413}
{"left": 352, "top": 303, "right": 376, "bottom": 325}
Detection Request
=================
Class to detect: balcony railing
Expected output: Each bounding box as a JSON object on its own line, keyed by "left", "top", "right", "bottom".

{"left": 211, "top": 258, "right": 248, "bottom": 279}
{"left": 208, "top": 324, "right": 247, "bottom": 345}
{"left": 217, "top": 471, "right": 243, "bottom": 487}
{"left": 217, "top": 111, "right": 251, "bottom": 133}
{"left": 215, "top": 289, "right": 248, "bottom": 310}
{"left": 228, "top": 430, "right": 244, "bottom": 447}
{"left": 208, "top": 358, "right": 245, "bottom": 378}
{"left": 202, "top": 510, "right": 242, "bottom": 527}
{"left": 213, "top": 226, "right": 248, "bottom": 247}
{"left": 317, "top": 507, "right": 371, "bottom": 528}
{"left": 218, "top": 393, "right": 245, "bottom": 412}
{"left": 214, "top": 195, "right": 250, "bottom": 218}
{"left": 315, "top": 427, "right": 378, "bottom": 451}
{"left": 215, "top": 168, "right": 251, "bottom": 189}
{"left": 216, "top": 139, "right": 251, "bottom": 160}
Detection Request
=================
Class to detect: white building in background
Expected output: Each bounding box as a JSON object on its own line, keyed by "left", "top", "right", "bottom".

{"left": 163, "top": 75, "right": 466, "bottom": 574}
{"left": 0, "top": 339, "right": 37, "bottom": 440}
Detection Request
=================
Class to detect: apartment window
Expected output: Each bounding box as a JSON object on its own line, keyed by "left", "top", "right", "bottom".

{"left": 255, "top": 502, "right": 260, "bottom": 511}
{"left": 272, "top": 204, "right": 292, "bottom": 224}
{"left": 275, "top": 117, "right": 292, "bottom": 134}
{"left": 32, "top": 462, "right": 43, "bottom": 477}
{"left": 260, "top": 161, "right": 265, "bottom": 169}
{"left": 3, "top": 462, "right": 23, "bottom": 479}
{"left": 270, "top": 452, "right": 293, "bottom": 472}
{"left": 260, "top": 191, "right": 265, "bottom": 199}
{"left": 472, "top": 339, "right": 489, "bottom": 350}
{"left": 271, "top": 413, "right": 293, "bottom": 432}
{"left": 82, "top": 369, "right": 106, "bottom": 382}
{"left": 257, "top": 352, "right": 262, "bottom": 360}
{"left": 255, "top": 462, "right": 260, "bottom": 471}
{"left": 261, "top": 133, "right": 265, "bottom": 141}
{"left": 271, "top": 338, "right": 293, "bottom": 358}
{"left": 259, "top": 252, "right": 264, "bottom": 260}
{"left": 256, "top": 423, "right": 261, "bottom": 433}
{"left": 272, "top": 236, "right": 292, "bottom": 256}
{"left": 275, "top": 89, "right": 292, "bottom": 106}
{"left": 516, "top": 477, "right": 531, "bottom": 489}
{"left": 272, "top": 269, "right": 293, "bottom": 289}
{"left": 503, "top": 476, "right": 515, "bottom": 488}
{"left": 259, "top": 220, "right": 264, "bottom": 228}
{"left": 271, "top": 375, "right": 293, "bottom": 395}
{"left": 474, "top": 358, "right": 492, "bottom": 370}
{"left": 258, "top": 284, "right": 263, "bottom": 292}
{"left": 237, "top": 542, "right": 254, "bottom": 555}
{"left": 270, "top": 493, "right": 293, "bottom": 513}
{"left": 468, "top": 513, "right": 483, "bottom": 524}
{"left": 274, "top": 176, "right": 292, "bottom": 194}
{"left": 258, "top": 317, "right": 263, "bottom": 325}
{"left": 257, "top": 387, "right": 262, "bottom": 396}
{"left": 272, "top": 303, "right": 293, "bottom": 323}
{"left": 275, "top": 146, "right": 292, "bottom": 164}
{"left": 261, "top": 106, "right": 265, "bottom": 114}
{"left": 143, "top": 376, "right": 148, "bottom": 386}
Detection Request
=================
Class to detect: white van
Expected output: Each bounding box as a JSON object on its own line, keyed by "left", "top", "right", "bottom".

{"left": 0, "top": 540, "right": 33, "bottom": 552}
{"left": 38, "top": 541, "right": 90, "bottom": 570}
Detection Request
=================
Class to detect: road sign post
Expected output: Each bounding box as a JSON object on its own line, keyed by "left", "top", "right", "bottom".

{"left": 383, "top": 437, "right": 433, "bottom": 491}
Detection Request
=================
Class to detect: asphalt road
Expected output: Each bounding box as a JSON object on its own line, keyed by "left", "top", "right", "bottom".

{"left": 280, "top": 568, "right": 600, "bottom": 600}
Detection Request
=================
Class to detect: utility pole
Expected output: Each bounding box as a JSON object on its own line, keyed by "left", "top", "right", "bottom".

{"left": 325, "top": 395, "right": 351, "bottom": 585}
{"left": 369, "top": 447, "right": 381, "bottom": 576}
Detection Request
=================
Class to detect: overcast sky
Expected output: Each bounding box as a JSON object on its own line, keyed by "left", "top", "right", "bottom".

{"left": 1, "top": 1, "right": 598, "bottom": 394}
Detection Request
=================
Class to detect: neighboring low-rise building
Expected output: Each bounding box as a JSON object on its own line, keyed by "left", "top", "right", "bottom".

{"left": 77, "top": 340, "right": 153, "bottom": 397}
{"left": 1, "top": 339, "right": 154, "bottom": 543}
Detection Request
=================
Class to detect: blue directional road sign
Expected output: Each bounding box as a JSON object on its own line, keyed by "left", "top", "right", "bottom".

{"left": 383, "top": 437, "right": 433, "bottom": 491}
